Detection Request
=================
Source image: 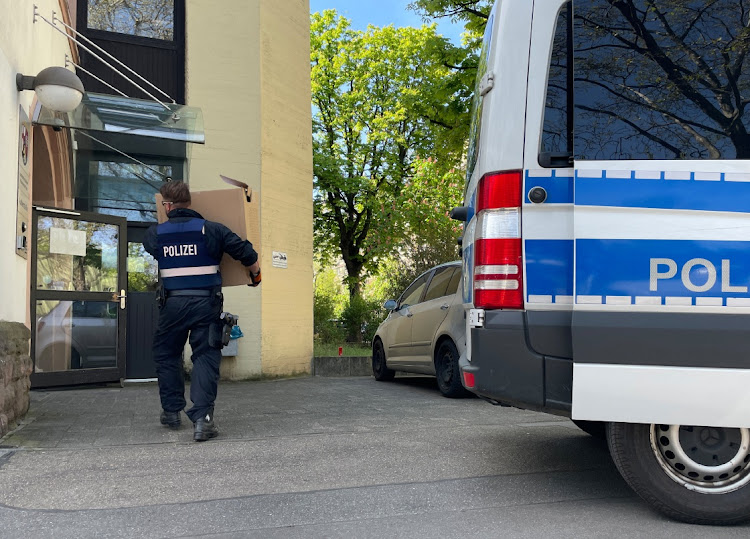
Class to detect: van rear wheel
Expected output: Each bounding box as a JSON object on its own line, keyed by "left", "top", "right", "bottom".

{"left": 607, "top": 422, "right": 750, "bottom": 525}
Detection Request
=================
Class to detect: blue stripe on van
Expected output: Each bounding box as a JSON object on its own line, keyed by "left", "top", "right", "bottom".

{"left": 525, "top": 171, "right": 573, "bottom": 204}
{"left": 575, "top": 174, "right": 750, "bottom": 213}
{"left": 576, "top": 239, "right": 750, "bottom": 300}
{"left": 525, "top": 239, "right": 574, "bottom": 298}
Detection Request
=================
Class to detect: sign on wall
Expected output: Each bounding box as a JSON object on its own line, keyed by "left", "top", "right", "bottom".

{"left": 16, "top": 107, "right": 30, "bottom": 259}
{"left": 272, "top": 251, "right": 288, "bottom": 269}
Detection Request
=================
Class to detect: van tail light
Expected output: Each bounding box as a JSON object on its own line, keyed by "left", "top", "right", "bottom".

{"left": 473, "top": 171, "right": 523, "bottom": 310}
{"left": 463, "top": 371, "right": 475, "bottom": 389}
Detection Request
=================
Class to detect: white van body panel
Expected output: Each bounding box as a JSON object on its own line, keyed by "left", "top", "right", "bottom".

{"left": 465, "top": 0, "right": 532, "bottom": 200}
{"left": 573, "top": 364, "right": 750, "bottom": 429}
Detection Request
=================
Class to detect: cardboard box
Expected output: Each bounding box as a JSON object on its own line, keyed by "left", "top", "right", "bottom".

{"left": 156, "top": 176, "right": 260, "bottom": 287}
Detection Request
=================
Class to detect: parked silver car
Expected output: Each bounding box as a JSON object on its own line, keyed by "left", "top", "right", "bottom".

{"left": 372, "top": 261, "right": 468, "bottom": 397}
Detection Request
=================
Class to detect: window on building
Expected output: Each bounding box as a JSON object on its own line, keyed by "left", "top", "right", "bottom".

{"left": 81, "top": 161, "right": 173, "bottom": 222}
{"left": 87, "top": 0, "right": 175, "bottom": 41}
{"left": 574, "top": 0, "right": 750, "bottom": 160}
{"left": 73, "top": 131, "right": 187, "bottom": 223}
{"left": 540, "top": 2, "right": 572, "bottom": 166}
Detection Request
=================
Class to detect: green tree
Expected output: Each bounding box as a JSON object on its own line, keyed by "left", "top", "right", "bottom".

{"left": 313, "top": 265, "right": 348, "bottom": 343}
{"left": 408, "top": 0, "right": 493, "bottom": 51}
{"left": 377, "top": 158, "right": 464, "bottom": 300}
{"left": 311, "top": 10, "right": 467, "bottom": 298}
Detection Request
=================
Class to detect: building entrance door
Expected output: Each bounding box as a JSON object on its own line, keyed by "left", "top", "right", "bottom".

{"left": 31, "top": 208, "right": 127, "bottom": 388}
{"left": 125, "top": 223, "right": 159, "bottom": 379}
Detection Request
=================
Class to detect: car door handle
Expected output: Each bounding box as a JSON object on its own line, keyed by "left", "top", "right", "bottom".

{"left": 440, "top": 304, "right": 450, "bottom": 310}
{"left": 406, "top": 312, "right": 413, "bottom": 317}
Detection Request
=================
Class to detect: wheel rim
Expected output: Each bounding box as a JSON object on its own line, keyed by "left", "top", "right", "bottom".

{"left": 650, "top": 424, "right": 750, "bottom": 494}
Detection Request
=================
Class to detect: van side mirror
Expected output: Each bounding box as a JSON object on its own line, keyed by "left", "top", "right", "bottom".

{"left": 383, "top": 300, "right": 398, "bottom": 311}
{"left": 450, "top": 207, "right": 469, "bottom": 221}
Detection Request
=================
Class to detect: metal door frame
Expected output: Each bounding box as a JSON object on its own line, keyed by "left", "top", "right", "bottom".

{"left": 30, "top": 207, "right": 127, "bottom": 388}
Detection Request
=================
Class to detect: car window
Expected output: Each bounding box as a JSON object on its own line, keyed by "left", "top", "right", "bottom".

{"left": 399, "top": 273, "right": 430, "bottom": 309}
{"left": 446, "top": 268, "right": 461, "bottom": 296}
{"left": 423, "top": 266, "right": 457, "bottom": 302}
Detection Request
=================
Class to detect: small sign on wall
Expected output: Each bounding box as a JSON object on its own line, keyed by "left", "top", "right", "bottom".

{"left": 16, "top": 107, "right": 30, "bottom": 259}
{"left": 272, "top": 251, "right": 288, "bottom": 269}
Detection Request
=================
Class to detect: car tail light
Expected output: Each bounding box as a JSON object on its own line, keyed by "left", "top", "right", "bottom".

{"left": 463, "top": 371, "right": 475, "bottom": 389}
{"left": 473, "top": 171, "right": 523, "bottom": 309}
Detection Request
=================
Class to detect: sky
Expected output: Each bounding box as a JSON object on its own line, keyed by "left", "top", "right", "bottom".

{"left": 309, "top": 0, "right": 465, "bottom": 45}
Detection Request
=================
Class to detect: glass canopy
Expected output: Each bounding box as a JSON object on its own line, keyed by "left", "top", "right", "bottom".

{"left": 35, "top": 92, "right": 205, "bottom": 144}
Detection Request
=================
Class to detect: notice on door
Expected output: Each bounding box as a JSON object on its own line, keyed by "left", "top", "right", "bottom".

{"left": 50, "top": 228, "right": 87, "bottom": 257}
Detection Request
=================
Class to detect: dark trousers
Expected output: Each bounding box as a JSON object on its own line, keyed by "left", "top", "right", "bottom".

{"left": 152, "top": 295, "right": 222, "bottom": 422}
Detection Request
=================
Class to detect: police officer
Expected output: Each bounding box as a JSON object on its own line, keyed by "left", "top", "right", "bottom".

{"left": 144, "top": 181, "right": 261, "bottom": 442}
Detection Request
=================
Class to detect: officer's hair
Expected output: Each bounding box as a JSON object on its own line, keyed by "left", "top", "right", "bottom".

{"left": 160, "top": 181, "right": 191, "bottom": 205}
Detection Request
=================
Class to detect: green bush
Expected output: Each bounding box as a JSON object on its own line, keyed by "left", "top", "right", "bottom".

{"left": 314, "top": 292, "right": 346, "bottom": 343}
{"left": 314, "top": 265, "right": 348, "bottom": 343}
{"left": 340, "top": 294, "right": 386, "bottom": 344}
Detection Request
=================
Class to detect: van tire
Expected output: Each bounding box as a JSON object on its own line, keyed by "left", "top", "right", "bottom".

{"left": 372, "top": 339, "right": 395, "bottom": 381}
{"left": 571, "top": 419, "right": 606, "bottom": 440}
{"left": 607, "top": 422, "right": 750, "bottom": 525}
{"left": 435, "top": 340, "right": 468, "bottom": 398}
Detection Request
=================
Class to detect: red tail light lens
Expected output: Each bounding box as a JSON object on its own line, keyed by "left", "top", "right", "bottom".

{"left": 473, "top": 170, "right": 524, "bottom": 310}
{"left": 462, "top": 371, "right": 475, "bottom": 389}
{"left": 474, "top": 238, "right": 523, "bottom": 309}
{"left": 477, "top": 171, "right": 522, "bottom": 211}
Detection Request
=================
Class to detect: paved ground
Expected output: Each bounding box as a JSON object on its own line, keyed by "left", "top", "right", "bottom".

{"left": 0, "top": 376, "right": 748, "bottom": 538}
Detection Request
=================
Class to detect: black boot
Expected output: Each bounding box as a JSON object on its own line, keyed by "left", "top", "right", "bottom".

{"left": 160, "top": 410, "right": 181, "bottom": 429}
{"left": 193, "top": 411, "right": 219, "bottom": 442}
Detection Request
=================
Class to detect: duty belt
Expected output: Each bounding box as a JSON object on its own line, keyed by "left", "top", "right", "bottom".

{"left": 165, "top": 289, "right": 214, "bottom": 297}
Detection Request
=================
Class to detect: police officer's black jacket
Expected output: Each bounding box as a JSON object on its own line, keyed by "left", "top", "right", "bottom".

{"left": 143, "top": 208, "right": 258, "bottom": 289}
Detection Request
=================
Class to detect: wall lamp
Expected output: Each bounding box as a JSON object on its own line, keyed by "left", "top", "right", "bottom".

{"left": 16, "top": 66, "right": 84, "bottom": 113}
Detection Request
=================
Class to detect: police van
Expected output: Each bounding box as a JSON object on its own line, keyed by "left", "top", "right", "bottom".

{"left": 456, "top": 0, "right": 750, "bottom": 524}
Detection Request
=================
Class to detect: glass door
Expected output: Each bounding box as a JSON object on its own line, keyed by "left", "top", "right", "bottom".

{"left": 31, "top": 208, "right": 127, "bottom": 388}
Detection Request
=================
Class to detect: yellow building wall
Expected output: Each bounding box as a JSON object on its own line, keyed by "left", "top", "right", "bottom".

{"left": 186, "top": 0, "right": 313, "bottom": 378}
{"left": 0, "top": 0, "right": 75, "bottom": 324}
{"left": 258, "top": 0, "right": 314, "bottom": 375}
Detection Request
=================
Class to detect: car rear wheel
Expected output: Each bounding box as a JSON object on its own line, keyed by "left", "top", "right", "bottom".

{"left": 372, "top": 339, "right": 395, "bottom": 381}
{"left": 607, "top": 422, "right": 750, "bottom": 524}
{"left": 435, "top": 340, "right": 468, "bottom": 398}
